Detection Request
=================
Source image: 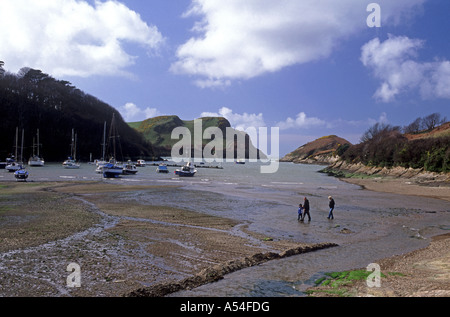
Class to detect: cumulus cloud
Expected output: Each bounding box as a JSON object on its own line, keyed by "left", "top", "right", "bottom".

{"left": 200, "top": 107, "right": 266, "bottom": 131}
{"left": 276, "top": 112, "right": 326, "bottom": 130}
{"left": 119, "top": 103, "right": 161, "bottom": 122}
{"left": 171, "top": 0, "right": 426, "bottom": 87}
{"left": 0, "top": 0, "right": 164, "bottom": 77}
{"left": 361, "top": 35, "right": 450, "bottom": 102}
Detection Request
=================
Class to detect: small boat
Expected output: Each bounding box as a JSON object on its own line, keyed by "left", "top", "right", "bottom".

{"left": 14, "top": 168, "right": 29, "bottom": 181}
{"left": 1, "top": 156, "right": 15, "bottom": 169}
{"left": 156, "top": 163, "right": 169, "bottom": 173}
{"left": 136, "top": 159, "right": 146, "bottom": 167}
{"left": 63, "top": 157, "right": 80, "bottom": 169}
{"left": 102, "top": 162, "right": 123, "bottom": 178}
{"left": 63, "top": 129, "right": 80, "bottom": 169}
{"left": 28, "top": 129, "right": 45, "bottom": 167}
{"left": 7, "top": 128, "right": 25, "bottom": 172}
{"left": 123, "top": 161, "right": 138, "bottom": 175}
{"left": 28, "top": 155, "right": 45, "bottom": 167}
{"left": 175, "top": 162, "right": 197, "bottom": 177}
{"left": 6, "top": 162, "right": 22, "bottom": 172}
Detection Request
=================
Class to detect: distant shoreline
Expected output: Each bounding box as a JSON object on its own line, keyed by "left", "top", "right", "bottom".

{"left": 320, "top": 161, "right": 450, "bottom": 202}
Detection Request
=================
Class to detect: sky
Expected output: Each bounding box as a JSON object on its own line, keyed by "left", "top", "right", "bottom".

{"left": 1, "top": 0, "right": 449, "bottom": 156}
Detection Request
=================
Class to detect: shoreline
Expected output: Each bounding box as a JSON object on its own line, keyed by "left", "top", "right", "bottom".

{"left": 307, "top": 233, "right": 450, "bottom": 297}
{"left": 304, "top": 170, "right": 449, "bottom": 297}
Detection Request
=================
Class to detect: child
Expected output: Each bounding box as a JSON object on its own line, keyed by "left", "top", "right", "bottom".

{"left": 298, "top": 204, "right": 304, "bottom": 221}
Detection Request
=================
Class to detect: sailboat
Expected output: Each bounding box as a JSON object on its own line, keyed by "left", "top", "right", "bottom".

{"left": 63, "top": 129, "right": 80, "bottom": 169}
{"left": 28, "top": 129, "right": 45, "bottom": 167}
{"left": 101, "top": 114, "right": 123, "bottom": 178}
{"left": 5, "top": 128, "right": 28, "bottom": 180}
{"left": 6, "top": 127, "right": 25, "bottom": 172}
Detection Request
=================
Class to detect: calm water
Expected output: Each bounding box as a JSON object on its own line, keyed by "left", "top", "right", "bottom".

{"left": 1, "top": 160, "right": 449, "bottom": 296}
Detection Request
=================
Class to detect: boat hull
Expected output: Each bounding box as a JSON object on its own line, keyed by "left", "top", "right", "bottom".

{"left": 102, "top": 164, "right": 123, "bottom": 178}
{"left": 14, "top": 170, "right": 29, "bottom": 181}
{"left": 175, "top": 170, "right": 196, "bottom": 177}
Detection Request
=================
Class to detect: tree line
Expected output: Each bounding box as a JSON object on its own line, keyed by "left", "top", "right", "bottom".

{"left": 339, "top": 114, "right": 449, "bottom": 173}
{"left": 0, "top": 62, "right": 155, "bottom": 162}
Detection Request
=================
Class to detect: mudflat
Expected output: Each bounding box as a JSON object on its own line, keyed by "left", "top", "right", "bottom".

{"left": 307, "top": 176, "right": 450, "bottom": 297}
{"left": 0, "top": 181, "right": 333, "bottom": 297}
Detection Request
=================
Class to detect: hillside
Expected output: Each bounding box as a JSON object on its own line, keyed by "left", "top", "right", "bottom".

{"left": 280, "top": 135, "right": 352, "bottom": 165}
{"left": 404, "top": 122, "right": 450, "bottom": 140}
{"left": 338, "top": 121, "right": 450, "bottom": 173}
{"left": 0, "top": 68, "right": 155, "bottom": 162}
{"left": 129, "top": 116, "right": 267, "bottom": 159}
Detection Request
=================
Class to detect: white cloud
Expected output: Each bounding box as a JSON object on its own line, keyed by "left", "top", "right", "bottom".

{"left": 119, "top": 103, "right": 161, "bottom": 122}
{"left": 361, "top": 35, "right": 450, "bottom": 102}
{"left": 0, "top": 0, "right": 164, "bottom": 77}
{"left": 171, "top": 0, "right": 426, "bottom": 87}
{"left": 200, "top": 107, "right": 266, "bottom": 131}
{"left": 276, "top": 112, "right": 326, "bottom": 130}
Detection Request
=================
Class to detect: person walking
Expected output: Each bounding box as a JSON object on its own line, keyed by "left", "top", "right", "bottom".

{"left": 328, "top": 196, "right": 335, "bottom": 219}
{"left": 301, "top": 197, "right": 311, "bottom": 222}
{"left": 297, "top": 204, "right": 304, "bottom": 221}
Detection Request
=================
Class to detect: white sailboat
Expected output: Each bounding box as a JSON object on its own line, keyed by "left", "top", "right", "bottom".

{"left": 63, "top": 129, "right": 80, "bottom": 169}
{"left": 28, "top": 129, "right": 45, "bottom": 167}
{"left": 6, "top": 127, "right": 25, "bottom": 172}
{"left": 102, "top": 114, "right": 123, "bottom": 178}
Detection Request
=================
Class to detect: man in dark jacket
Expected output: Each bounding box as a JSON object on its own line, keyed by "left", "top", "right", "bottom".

{"left": 328, "top": 196, "right": 335, "bottom": 219}
{"left": 301, "top": 197, "right": 311, "bottom": 222}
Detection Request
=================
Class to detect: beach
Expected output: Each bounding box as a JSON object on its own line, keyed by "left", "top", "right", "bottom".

{"left": 0, "top": 181, "right": 335, "bottom": 297}
{"left": 306, "top": 176, "right": 450, "bottom": 297}
{"left": 0, "top": 165, "right": 448, "bottom": 297}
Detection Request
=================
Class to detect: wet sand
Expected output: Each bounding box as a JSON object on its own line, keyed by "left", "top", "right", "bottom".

{"left": 307, "top": 176, "right": 450, "bottom": 297}
{"left": 0, "top": 181, "right": 334, "bottom": 297}
{"left": 1, "top": 176, "right": 448, "bottom": 297}
{"left": 341, "top": 177, "right": 450, "bottom": 202}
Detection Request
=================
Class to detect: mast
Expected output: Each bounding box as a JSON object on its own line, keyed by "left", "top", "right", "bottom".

{"left": 37, "top": 129, "right": 40, "bottom": 157}
{"left": 15, "top": 127, "right": 18, "bottom": 160}
{"left": 74, "top": 133, "right": 78, "bottom": 161}
{"left": 71, "top": 129, "right": 74, "bottom": 159}
{"left": 102, "top": 121, "right": 106, "bottom": 161}
{"left": 20, "top": 129, "right": 24, "bottom": 164}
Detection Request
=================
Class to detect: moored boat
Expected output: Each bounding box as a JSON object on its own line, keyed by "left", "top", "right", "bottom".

{"left": 123, "top": 161, "right": 138, "bottom": 175}
{"left": 136, "top": 159, "right": 146, "bottom": 167}
{"left": 14, "top": 168, "right": 28, "bottom": 181}
{"left": 175, "top": 162, "right": 197, "bottom": 177}
{"left": 102, "top": 162, "right": 123, "bottom": 178}
{"left": 28, "top": 129, "right": 45, "bottom": 167}
{"left": 156, "top": 163, "right": 169, "bottom": 173}
{"left": 63, "top": 129, "right": 80, "bottom": 169}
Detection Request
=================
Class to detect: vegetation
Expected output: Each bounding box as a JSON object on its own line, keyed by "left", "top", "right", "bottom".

{"left": 340, "top": 115, "right": 450, "bottom": 173}
{"left": 130, "top": 115, "right": 266, "bottom": 159}
{"left": 307, "top": 269, "right": 390, "bottom": 297}
{"left": 0, "top": 64, "right": 155, "bottom": 161}
{"left": 280, "top": 135, "right": 352, "bottom": 163}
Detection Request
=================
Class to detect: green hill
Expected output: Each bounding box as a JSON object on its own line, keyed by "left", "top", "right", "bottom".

{"left": 129, "top": 116, "right": 267, "bottom": 159}
{"left": 281, "top": 135, "right": 352, "bottom": 165}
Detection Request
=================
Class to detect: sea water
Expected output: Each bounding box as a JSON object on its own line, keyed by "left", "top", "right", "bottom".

{"left": 1, "top": 161, "right": 448, "bottom": 296}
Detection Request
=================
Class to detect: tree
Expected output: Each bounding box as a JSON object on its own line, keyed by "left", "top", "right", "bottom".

{"left": 403, "top": 117, "right": 423, "bottom": 134}
{"left": 360, "top": 123, "right": 400, "bottom": 143}
{"left": 0, "top": 61, "right": 5, "bottom": 76}
{"left": 423, "top": 113, "right": 446, "bottom": 131}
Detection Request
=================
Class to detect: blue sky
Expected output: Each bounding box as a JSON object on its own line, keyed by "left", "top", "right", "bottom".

{"left": 1, "top": 0, "right": 449, "bottom": 156}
